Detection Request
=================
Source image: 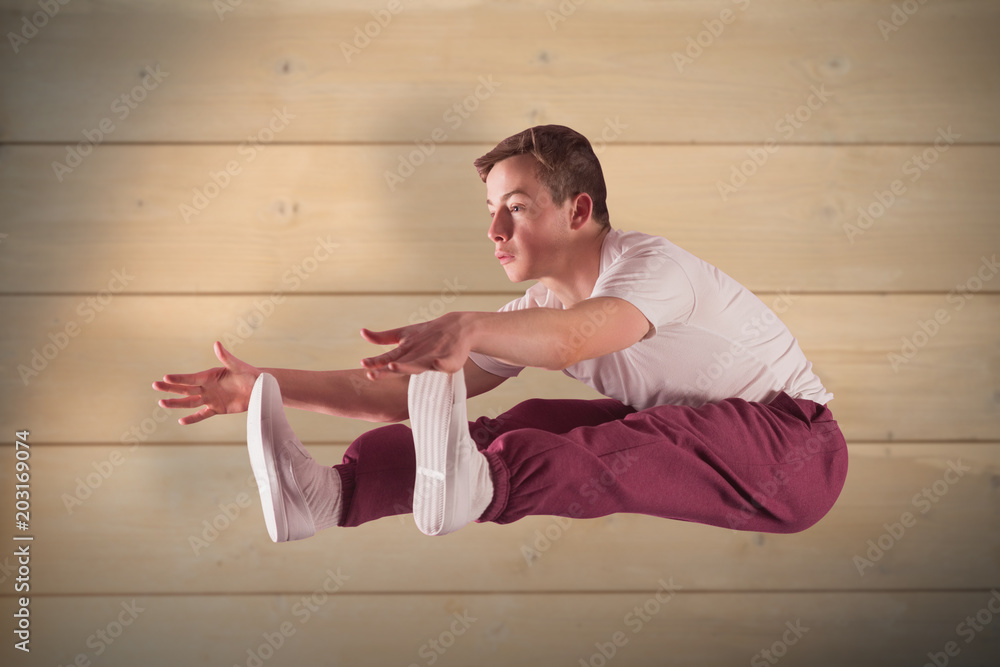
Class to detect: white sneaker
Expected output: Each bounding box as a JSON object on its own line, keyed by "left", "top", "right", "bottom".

{"left": 408, "top": 369, "right": 493, "bottom": 536}
{"left": 247, "top": 373, "right": 341, "bottom": 542}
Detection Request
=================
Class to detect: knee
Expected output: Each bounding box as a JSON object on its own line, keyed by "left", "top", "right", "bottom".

{"left": 775, "top": 509, "right": 825, "bottom": 534}
{"left": 504, "top": 397, "right": 632, "bottom": 430}
{"left": 343, "top": 423, "right": 412, "bottom": 462}
{"left": 504, "top": 397, "right": 553, "bottom": 420}
{"left": 777, "top": 476, "right": 848, "bottom": 534}
{"left": 779, "top": 440, "right": 849, "bottom": 534}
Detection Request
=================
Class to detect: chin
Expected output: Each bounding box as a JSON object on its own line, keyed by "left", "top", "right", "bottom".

{"left": 503, "top": 267, "right": 527, "bottom": 283}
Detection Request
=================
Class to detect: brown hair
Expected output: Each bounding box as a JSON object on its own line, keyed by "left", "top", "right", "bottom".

{"left": 473, "top": 125, "right": 610, "bottom": 227}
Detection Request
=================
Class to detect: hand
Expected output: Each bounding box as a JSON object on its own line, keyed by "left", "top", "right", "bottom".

{"left": 360, "top": 312, "right": 471, "bottom": 380}
{"left": 152, "top": 341, "right": 262, "bottom": 425}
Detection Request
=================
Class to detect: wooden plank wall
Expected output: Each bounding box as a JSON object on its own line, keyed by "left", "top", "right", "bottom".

{"left": 0, "top": 1, "right": 998, "bottom": 665}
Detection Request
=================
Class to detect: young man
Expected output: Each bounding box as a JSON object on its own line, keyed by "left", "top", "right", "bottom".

{"left": 154, "top": 125, "right": 848, "bottom": 543}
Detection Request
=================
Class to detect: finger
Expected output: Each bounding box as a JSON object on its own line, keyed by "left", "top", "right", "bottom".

{"left": 214, "top": 340, "right": 243, "bottom": 370}
{"left": 361, "top": 354, "right": 385, "bottom": 373}
{"left": 214, "top": 340, "right": 231, "bottom": 366}
{"left": 158, "top": 395, "right": 205, "bottom": 410}
{"left": 361, "top": 356, "right": 382, "bottom": 370}
{"left": 377, "top": 355, "right": 464, "bottom": 376}
{"left": 152, "top": 381, "right": 202, "bottom": 396}
{"left": 162, "top": 369, "right": 215, "bottom": 386}
{"left": 380, "top": 359, "right": 425, "bottom": 375}
{"left": 361, "top": 348, "right": 401, "bottom": 369}
{"left": 179, "top": 406, "right": 215, "bottom": 426}
{"left": 363, "top": 355, "right": 423, "bottom": 377}
{"left": 361, "top": 327, "right": 404, "bottom": 346}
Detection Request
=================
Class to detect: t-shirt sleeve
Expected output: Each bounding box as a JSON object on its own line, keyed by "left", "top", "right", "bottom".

{"left": 588, "top": 240, "right": 696, "bottom": 340}
{"left": 467, "top": 293, "right": 533, "bottom": 378}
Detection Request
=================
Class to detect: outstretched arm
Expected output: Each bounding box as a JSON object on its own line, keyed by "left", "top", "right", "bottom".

{"left": 360, "top": 296, "right": 651, "bottom": 377}
{"left": 154, "top": 341, "right": 506, "bottom": 425}
{"left": 153, "top": 341, "right": 409, "bottom": 424}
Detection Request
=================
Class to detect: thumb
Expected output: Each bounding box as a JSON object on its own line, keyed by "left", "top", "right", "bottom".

{"left": 361, "top": 327, "right": 404, "bottom": 346}
{"left": 214, "top": 340, "right": 239, "bottom": 369}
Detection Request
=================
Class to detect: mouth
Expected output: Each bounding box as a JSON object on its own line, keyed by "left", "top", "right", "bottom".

{"left": 495, "top": 252, "right": 515, "bottom": 265}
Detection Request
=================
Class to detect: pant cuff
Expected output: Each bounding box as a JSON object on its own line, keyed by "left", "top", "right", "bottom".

{"left": 475, "top": 449, "right": 510, "bottom": 524}
{"left": 332, "top": 462, "right": 355, "bottom": 527}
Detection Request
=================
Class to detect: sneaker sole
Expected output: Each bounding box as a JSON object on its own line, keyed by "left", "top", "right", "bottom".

{"left": 247, "top": 373, "right": 286, "bottom": 543}
{"left": 409, "top": 370, "right": 470, "bottom": 536}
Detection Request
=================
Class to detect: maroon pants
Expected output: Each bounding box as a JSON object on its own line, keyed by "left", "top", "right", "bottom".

{"left": 333, "top": 391, "right": 849, "bottom": 533}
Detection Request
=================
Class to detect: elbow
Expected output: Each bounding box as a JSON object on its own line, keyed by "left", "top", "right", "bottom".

{"left": 355, "top": 398, "right": 409, "bottom": 423}
{"left": 362, "top": 409, "right": 407, "bottom": 424}
{"left": 545, "top": 346, "right": 581, "bottom": 372}
{"left": 375, "top": 401, "right": 410, "bottom": 423}
{"left": 378, "top": 376, "right": 411, "bottom": 423}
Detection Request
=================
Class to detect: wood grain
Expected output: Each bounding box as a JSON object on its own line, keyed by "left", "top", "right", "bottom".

{"left": 1, "top": 293, "right": 997, "bottom": 443}
{"left": 1, "top": 145, "right": 997, "bottom": 294}
{"left": 0, "top": 2, "right": 997, "bottom": 142}
{"left": 0, "top": 442, "right": 996, "bottom": 594}
{"left": 1, "top": 591, "right": 998, "bottom": 667}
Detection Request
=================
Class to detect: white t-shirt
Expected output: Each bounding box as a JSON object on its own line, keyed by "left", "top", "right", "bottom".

{"left": 468, "top": 228, "right": 833, "bottom": 410}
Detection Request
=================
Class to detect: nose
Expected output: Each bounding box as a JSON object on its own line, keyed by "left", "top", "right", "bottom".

{"left": 487, "top": 209, "right": 511, "bottom": 243}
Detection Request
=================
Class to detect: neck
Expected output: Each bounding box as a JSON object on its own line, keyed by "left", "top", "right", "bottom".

{"left": 542, "top": 225, "right": 612, "bottom": 307}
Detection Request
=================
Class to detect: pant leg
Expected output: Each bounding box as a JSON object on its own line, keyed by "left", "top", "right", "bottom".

{"left": 476, "top": 392, "right": 849, "bottom": 534}
{"left": 333, "top": 397, "right": 635, "bottom": 527}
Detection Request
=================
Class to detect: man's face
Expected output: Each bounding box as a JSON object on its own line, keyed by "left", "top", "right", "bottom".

{"left": 485, "top": 154, "right": 573, "bottom": 283}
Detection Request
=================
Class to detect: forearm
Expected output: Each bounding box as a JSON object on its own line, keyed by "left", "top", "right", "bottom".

{"left": 259, "top": 367, "right": 409, "bottom": 423}
{"left": 464, "top": 297, "right": 643, "bottom": 371}
{"left": 465, "top": 308, "right": 593, "bottom": 371}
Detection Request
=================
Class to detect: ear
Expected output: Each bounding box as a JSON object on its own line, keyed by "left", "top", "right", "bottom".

{"left": 567, "top": 192, "right": 594, "bottom": 230}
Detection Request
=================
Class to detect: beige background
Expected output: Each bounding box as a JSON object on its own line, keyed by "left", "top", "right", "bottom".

{"left": 1, "top": 0, "right": 998, "bottom": 665}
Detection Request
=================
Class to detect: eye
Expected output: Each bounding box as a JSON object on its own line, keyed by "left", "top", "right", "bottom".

{"left": 510, "top": 204, "right": 522, "bottom": 213}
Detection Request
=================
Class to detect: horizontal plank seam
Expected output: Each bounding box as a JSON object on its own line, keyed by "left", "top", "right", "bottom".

{"left": 2, "top": 291, "right": 999, "bottom": 298}
{"left": 0, "top": 292, "right": 530, "bottom": 298}
{"left": 3, "top": 589, "right": 999, "bottom": 598}
{"left": 3, "top": 141, "right": 1000, "bottom": 148}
